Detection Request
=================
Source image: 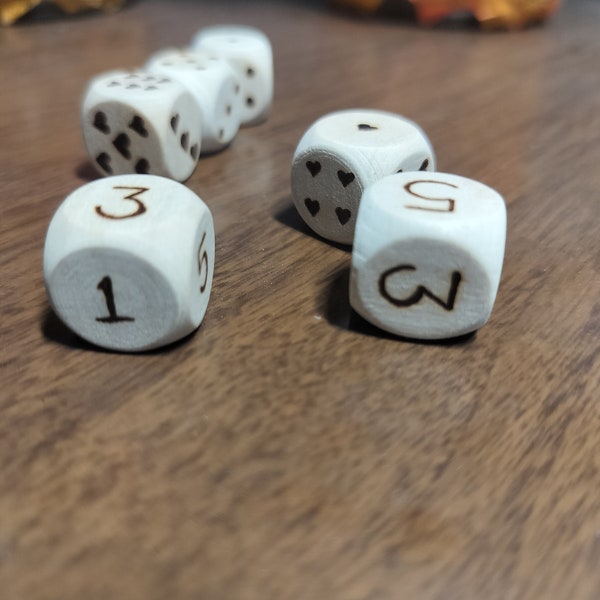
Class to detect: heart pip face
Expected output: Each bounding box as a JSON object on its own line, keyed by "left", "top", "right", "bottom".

{"left": 82, "top": 69, "right": 202, "bottom": 181}
{"left": 292, "top": 151, "right": 363, "bottom": 245}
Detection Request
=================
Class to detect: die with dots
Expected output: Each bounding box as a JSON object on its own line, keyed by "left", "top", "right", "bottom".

{"left": 350, "top": 172, "right": 506, "bottom": 340}
{"left": 291, "top": 109, "right": 435, "bottom": 245}
{"left": 44, "top": 175, "right": 215, "bottom": 352}
{"left": 82, "top": 70, "right": 202, "bottom": 181}
{"left": 191, "top": 25, "right": 273, "bottom": 126}
{"left": 146, "top": 48, "right": 242, "bottom": 155}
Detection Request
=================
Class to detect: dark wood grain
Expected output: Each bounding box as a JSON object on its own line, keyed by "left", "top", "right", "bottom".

{"left": 1, "top": 1, "right": 599, "bottom": 599}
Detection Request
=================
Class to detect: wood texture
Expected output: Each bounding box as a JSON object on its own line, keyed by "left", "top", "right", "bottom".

{"left": 1, "top": 1, "right": 599, "bottom": 599}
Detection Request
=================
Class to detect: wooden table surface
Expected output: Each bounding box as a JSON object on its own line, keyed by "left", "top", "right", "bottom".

{"left": 1, "top": 1, "right": 599, "bottom": 598}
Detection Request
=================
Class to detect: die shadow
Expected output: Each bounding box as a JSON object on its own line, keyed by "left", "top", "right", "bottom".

{"left": 75, "top": 160, "right": 102, "bottom": 183}
{"left": 273, "top": 196, "right": 352, "bottom": 254}
{"left": 41, "top": 307, "right": 197, "bottom": 355}
{"left": 321, "top": 265, "right": 476, "bottom": 346}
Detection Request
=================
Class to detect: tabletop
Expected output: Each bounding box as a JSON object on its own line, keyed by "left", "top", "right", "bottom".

{"left": 1, "top": 1, "right": 599, "bottom": 599}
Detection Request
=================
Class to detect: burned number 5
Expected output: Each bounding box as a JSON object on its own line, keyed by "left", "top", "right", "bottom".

{"left": 198, "top": 232, "right": 209, "bottom": 294}
{"left": 404, "top": 180, "right": 457, "bottom": 213}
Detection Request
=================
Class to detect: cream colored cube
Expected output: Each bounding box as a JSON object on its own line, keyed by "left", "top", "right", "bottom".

{"left": 146, "top": 48, "right": 242, "bottom": 154}
{"left": 291, "top": 109, "right": 435, "bottom": 245}
{"left": 192, "top": 25, "right": 273, "bottom": 126}
{"left": 82, "top": 70, "right": 202, "bottom": 181}
{"left": 350, "top": 172, "right": 506, "bottom": 339}
{"left": 44, "top": 175, "right": 215, "bottom": 352}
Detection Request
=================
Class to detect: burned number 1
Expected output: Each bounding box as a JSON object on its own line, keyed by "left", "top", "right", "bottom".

{"left": 96, "top": 276, "right": 135, "bottom": 323}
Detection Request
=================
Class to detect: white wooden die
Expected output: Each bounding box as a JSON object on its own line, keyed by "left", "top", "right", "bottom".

{"left": 350, "top": 172, "right": 507, "bottom": 340}
{"left": 146, "top": 48, "right": 242, "bottom": 155}
{"left": 291, "top": 109, "right": 435, "bottom": 245}
{"left": 191, "top": 25, "right": 273, "bottom": 126}
{"left": 82, "top": 70, "right": 202, "bottom": 182}
{"left": 43, "top": 175, "right": 215, "bottom": 352}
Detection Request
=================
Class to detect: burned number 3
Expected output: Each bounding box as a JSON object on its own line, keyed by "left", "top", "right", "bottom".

{"left": 95, "top": 186, "right": 149, "bottom": 220}
{"left": 379, "top": 265, "right": 462, "bottom": 311}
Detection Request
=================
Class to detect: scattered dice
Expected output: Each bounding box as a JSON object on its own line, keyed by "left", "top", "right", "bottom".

{"left": 81, "top": 70, "right": 202, "bottom": 181}
{"left": 350, "top": 172, "right": 507, "bottom": 339}
{"left": 146, "top": 48, "right": 243, "bottom": 155}
{"left": 68, "top": 25, "right": 507, "bottom": 350}
{"left": 44, "top": 175, "right": 215, "bottom": 352}
{"left": 291, "top": 109, "right": 435, "bottom": 245}
{"left": 191, "top": 25, "right": 273, "bottom": 126}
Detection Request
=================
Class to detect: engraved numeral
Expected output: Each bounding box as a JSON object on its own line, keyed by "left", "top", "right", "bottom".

{"left": 95, "top": 186, "right": 149, "bottom": 220}
{"left": 96, "top": 276, "right": 135, "bottom": 323}
{"left": 404, "top": 180, "right": 457, "bottom": 213}
{"left": 198, "top": 232, "right": 209, "bottom": 293}
{"left": 379, "top": 265, "right": 462, "bottom": 311}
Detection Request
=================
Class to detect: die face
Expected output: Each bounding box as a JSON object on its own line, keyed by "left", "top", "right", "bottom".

{"left": 165, "top": 92, "right": 203, "bottom": 178}
{"left": 146, "top": 49, "right": 242, "bottom": 153}
{"left": 351, "top": 172, "right": 506, "bottom": 339}
{"left": 44, "top": 175, "right": 214, "bottom": 352}
{"left": 291, "top": 151, "right": 363, "bottom": 245}
{"left": 291, "top": 110, "right": 435, "bottom": 245}
{"left": 314, "top": 110, "right": 434, "bottom": 157}
{"left": 352, "top": 238, "right": 492, "bottom": 339}
{"left": 192, "top": 25, "right": 273, "bottom": 125}
{"left": 48, "top": 248, "right": 178, "bottom": 351}
{"left": 82, "top": 71, "right": 201, "bottom": 181}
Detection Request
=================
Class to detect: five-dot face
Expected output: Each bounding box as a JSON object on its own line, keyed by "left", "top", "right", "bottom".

{"left": 291, "top": 110, "right": 436, "bottom": 245}
{"left": 82, "top": 70, "right": 202, "bottom": 181}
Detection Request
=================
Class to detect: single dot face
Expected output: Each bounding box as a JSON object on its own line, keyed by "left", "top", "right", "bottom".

{"left": 317, "top": 110, "right": 429, "bottom": 149}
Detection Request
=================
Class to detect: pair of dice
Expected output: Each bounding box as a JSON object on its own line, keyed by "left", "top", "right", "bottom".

{"left": 291, "top": 109, "right": 507, "bottom": 340}
{"left": 83, "top": 25, "right": 273, "bottom": 182}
